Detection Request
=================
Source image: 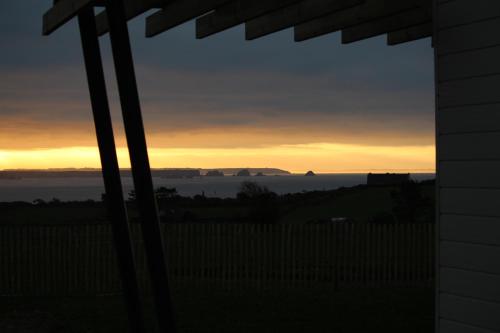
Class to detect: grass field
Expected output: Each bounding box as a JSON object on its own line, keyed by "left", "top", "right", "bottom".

{"left": 1, "top": 184, "right": 435, "bottom": 332}
{"left": 0, "top": 285, "right": 434, "bottom": 333}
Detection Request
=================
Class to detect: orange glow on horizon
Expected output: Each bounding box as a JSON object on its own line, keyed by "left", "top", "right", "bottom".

{"left": 0, "top": 143, "right": 435, "bottom": 174}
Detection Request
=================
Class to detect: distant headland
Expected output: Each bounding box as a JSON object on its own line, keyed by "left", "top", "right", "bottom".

{"left": 0, "top": 168, "right": 291, "bottom": 179}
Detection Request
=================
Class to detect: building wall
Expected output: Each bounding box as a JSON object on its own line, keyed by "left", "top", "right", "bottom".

{"left": 435, "top": 0, "right": 500, "bottom": 332}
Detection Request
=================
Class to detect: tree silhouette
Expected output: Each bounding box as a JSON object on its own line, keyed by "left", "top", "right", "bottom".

{"left": 237, "top": 181, "right": 279, "bottom": 224}
{"left": 391, "top": 181, "right": 432, "bottom": 223}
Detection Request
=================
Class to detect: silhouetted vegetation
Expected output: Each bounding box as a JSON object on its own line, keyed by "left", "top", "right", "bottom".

{"left": 1, "top": 180, "right": 435, "bottom": 225}
{"left": 235, "top": 169, "right": 251, "bottom": 177}
{"left": 391, "top": 181, "right": 435, "bottom": 224}
{"left": 236, "top": 181, "right": 279, "bottom": 224}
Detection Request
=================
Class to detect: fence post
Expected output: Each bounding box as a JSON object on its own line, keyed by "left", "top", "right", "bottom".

{"left": 2, "top": 222, "right": 439, "bottom": 295}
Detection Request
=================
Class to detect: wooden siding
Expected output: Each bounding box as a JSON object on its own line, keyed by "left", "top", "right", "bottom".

{"left": 440, "top": 161, "right": 500, "bottom": 188}
{"left": 440, "top": 188, "right": 500, "bottom": 216}
{"left": 440, "top": 294, "right": 500, "bottom": 331}
{"left": 440, "top": 320, "right": 498, "bottom": 333}
{"left": 440, "top": 268, "right": 500, "bottom": 303}
{"left": 440, "top": 241, "right": 500, "bottom": 275}
{"left": 436, "top": 0, "right": 500, "bottom": 331}
{"left": 441, "top": 214, "right": 500, "bottom": 246}
{"left": 438, "top": 103, "right": 500, "bottom": 134}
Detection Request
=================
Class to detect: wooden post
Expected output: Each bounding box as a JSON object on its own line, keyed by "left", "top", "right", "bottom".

{"left": 103, "top": 0, "right": 176, "bottom": 331}
{"left": 77, "top": 7, "right": 145, "bottom": 332}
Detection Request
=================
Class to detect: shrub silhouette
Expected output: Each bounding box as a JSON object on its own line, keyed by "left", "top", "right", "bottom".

{"left": 237, "top": 181, "right": 279, "bottom": 224}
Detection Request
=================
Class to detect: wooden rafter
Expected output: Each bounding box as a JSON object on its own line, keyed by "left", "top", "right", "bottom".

{"left": 145, "top": 0, "right": 231, "bottom": 38}
{"left": 245, "top": 0, "right": 363, "bottom": 40}
{"left": 294, "top": 0, "right": 425, "bottom": 42}
{"left": 45, "top": 0, "right": 433, "bottom": 45}
{"left": 95, "top": 0, "right": 166, "bottom": 36}
{"left": 387, "top": 22, "right": 432, "bottom": 45}
{"left": 341, "top": 4, "right": 431, "bottom": 44}
{"left": 43, "top": 0, "right": 96, "bottom": 35}
{"left": 195, "top": 0, "right": 303, "bottom": 39}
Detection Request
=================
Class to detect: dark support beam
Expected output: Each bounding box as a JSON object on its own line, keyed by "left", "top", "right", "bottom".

{"left": 294, "top": 0, "right": 425, "bottom": 42}
{"left": 245, "top": 0, "right": 362, "bottom": 40}
{"left": 196, "top": 0, "right": 302, "bottom": 39}
{"left": 341, "top": 5, "right": 432, "bottom": 44}
{"left": 95, "top": 0, "right": 166, "bottom": 36}
{"left": 77, "top": 7, "right": 145, "bottom": 333}
{"left": 387, "top": 22, "right": 432, "bottom": 45}
{"left": 146, "top": 0, "right": 231, "bottom": 38}
{"left": 104, "top": 0, "right": 176, "bottom": 332}
{"left": 43, "top": 0, "right": 95, "bottom": 35}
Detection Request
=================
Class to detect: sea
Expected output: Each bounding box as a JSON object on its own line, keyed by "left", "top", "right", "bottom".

{"left": 0, "top": 173, "right": 435, "bottom": 203}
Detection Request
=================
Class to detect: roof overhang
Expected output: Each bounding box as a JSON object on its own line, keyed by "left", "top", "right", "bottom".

{"left": 43, "top": 0, "right": 432, "bottom": 45}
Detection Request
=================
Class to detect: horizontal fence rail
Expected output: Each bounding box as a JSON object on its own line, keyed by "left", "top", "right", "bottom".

{"left": 0, "top": 223, "right": 435, "bottom": 296}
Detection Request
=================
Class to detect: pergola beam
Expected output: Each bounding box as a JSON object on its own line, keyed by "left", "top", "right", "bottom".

{"left": 294, "top": 0, "right": 425, "bottom": 42}
{"left": 43, "top": 0, "right": 96, "bottom": 35}
{"left": 341, "top": 5, "right": 431, "bottom": 44}
{"left": 387, "top": 22, "right": 432, "bottom": 45}
{"left": 195, "top": 0, "right": 303, "bottom": 39}
{"left": 145, "top": 0, "right": 231, "bottom": 38}
{"left": 245, "top": 0, "right": 363, "bottom": 40}
{"left": 46, "top": 0, "right": 433, "bottom": 43}
{"left": 95, "top": 0, "right": 166, "bottom": 36}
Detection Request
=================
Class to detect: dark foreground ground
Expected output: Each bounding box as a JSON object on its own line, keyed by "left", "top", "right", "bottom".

{"left": 0, "top": 285, "right": 434, "bottom": 333}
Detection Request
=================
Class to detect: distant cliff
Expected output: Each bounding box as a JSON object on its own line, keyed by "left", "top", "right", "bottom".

{"left": 0, "top": 168, "right": 201, "bottom": 179}
{"left": 0, "top": 167, "right": 291, "bottom": 179}
{"left": 214, "top": 168, "right": 290, "bottom": 176}
{"left": 159, "top": 169, "right": 201, "bottom": 179}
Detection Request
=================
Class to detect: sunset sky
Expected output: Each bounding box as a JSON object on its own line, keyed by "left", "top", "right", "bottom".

{"left": 0, "top": 2, "right": 435, "bottom": 173}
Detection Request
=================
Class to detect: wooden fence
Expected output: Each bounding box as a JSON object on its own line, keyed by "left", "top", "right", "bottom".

{"left": 0, "top": 223, "right": 434, "bottom": 296}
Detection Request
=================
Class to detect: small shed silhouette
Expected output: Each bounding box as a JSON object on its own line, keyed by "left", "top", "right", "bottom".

{"left": 367, "top": 173, "right": 410, "bottom": 186}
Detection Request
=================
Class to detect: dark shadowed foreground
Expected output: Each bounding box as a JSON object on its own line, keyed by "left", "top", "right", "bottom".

{"left": 0, "top": 184, "right": 435, "bottom": 332}
{"left": 0, "top": 285, "right": 433, "bottom": 333}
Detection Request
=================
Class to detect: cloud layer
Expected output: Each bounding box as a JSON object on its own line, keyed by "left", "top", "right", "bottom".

{"left": 0, "top": 65, "right": 434, "bottom": 150}
{"left": 0, "top": 1, "right": 435, "bottom": 170}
